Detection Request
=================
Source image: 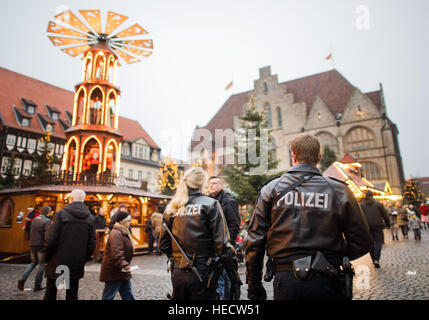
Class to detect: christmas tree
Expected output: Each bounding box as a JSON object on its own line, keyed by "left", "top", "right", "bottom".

{"left": 319, "top": 145, "right": 337, "bottom": 172}
{"left": 157, "top": 158, "right": 181, "bottom": 196}
{"left": 403, "top": 178, "right": 426, "bottom": 206}
{"left": 222, "top": 93, "right": 280, "bottom": 206}
{"left": 32, "top": 133, "right": 55, "bottom": 178}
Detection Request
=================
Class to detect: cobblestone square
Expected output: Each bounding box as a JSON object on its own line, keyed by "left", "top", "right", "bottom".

{"left": 1, "top": 228, "right": 428, "bottom": 300}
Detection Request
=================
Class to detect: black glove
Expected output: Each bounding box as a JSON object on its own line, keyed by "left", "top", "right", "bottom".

{"left": 247, "top": 281, "right": 267, "bottom": 300}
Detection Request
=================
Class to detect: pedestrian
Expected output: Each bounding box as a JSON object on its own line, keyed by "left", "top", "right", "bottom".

{"left": 387, "top": 202, "right": 399, "bottom": 241}
{"left": 409, "top": 204, "right": 418, "bottom": 219}
{"left": 409, "top": 212, "right": 422, "bottom": 242}
{"left": 44, "top": 189, "right": 96, "bottom": 300}
{"left": 108, "top": 204, "right": 128, "bottom": 231}
{"left": 100, "top": 209, "right": 135, "bottom": 300}
{"left": 93, "top": 208, "right": 107, "bottom": 262}
{"left": 18, "top": 205, "right": 52, "bottom": 292}
{"left": 359, "top": 191, "right": 390, "bottom": 268}
{"left": 397, "top": 202, "right": 409, "bottom": 239}
{"left": 246, "top": 133, "right": 372, "bottom": 300}
{"left": 208, "top": 175, "right": 240, "bottom": 300}
{"left": 419, "top": 202, "right": 428, "bottom": 230}
{"left": 159, "top": 167, "right": 242, "bottom": 300}
{"left": 150, "top": 209, "right": 163, "bottom": 255}
{"left": 146, "top": 217, "right": 155, "bottom": 254}
{"left": 22, "top": 206, "right": 39, "bottom": 240}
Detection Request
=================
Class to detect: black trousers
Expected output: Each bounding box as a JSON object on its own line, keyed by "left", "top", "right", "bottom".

{"left": 370, "top": 228, "right": 383, "bottom": 262}
{"left": 44, "top": 278, "right": 80, "bottom": 300}
{"left": 273, "top": 271, "right": 346, "bottom": 300}
{"left": 171, "top": 268, "right": 216, "bottom": 300}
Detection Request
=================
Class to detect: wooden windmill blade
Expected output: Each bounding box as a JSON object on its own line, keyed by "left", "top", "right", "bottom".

{"left": 54, "top": 10, "right": 92, "bottom": 34}
{"left": 48, "top": 36, "right": 91, "bottom": 47}
{"left": 111, "top": 39, "right": 154, "bottom": 50}
{"left": 111, "top": 46, "right": 141, "bottom": 64}
{"left": 79, "top": 10, "right": 102, "bottom": 35}
{"left": 105, "top": 11, "right": 129, "bottom": 35}
{"left": 61, "top": 44, "right": 94, "bottom": 57}
{"left": 47, "top": 21, "right": 93, "bottom": 39}
{"left": 111, "top": 23, "right": 148, "bottom": 38}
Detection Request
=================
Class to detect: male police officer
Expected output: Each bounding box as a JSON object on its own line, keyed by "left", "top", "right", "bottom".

{"left": 245, "top": 133, "right": 372, "bottom": 300}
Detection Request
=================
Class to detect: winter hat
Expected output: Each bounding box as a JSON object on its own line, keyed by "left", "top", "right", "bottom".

{"left": 365, "top": 190, "right": 373, "bottom": 198}
{"left": 116, "top": 210, "right": 130, "bottom": 222}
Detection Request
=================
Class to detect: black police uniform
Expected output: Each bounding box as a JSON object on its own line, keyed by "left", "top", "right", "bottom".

{"left": 245, "top": 163, "right": 373, "bottom": 300}
{"left": 159, "top": 189, "right": 232, "bottom": 300}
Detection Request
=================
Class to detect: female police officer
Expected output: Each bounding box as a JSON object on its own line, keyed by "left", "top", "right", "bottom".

{"left": 159, "top": 167, "right": 241, "bottom": 300}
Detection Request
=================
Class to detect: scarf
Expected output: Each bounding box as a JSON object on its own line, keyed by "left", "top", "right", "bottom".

{"left": 113, "top": 221, "right": 135, "bottom": 251}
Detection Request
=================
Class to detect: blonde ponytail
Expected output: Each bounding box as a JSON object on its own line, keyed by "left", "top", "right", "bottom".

{"left": 166, "top": 167, "right": 207, "bottom": 217}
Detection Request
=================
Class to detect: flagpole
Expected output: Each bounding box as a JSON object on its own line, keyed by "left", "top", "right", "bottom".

{"left": 330, "top": 42, "right": 335, "bottom": 69}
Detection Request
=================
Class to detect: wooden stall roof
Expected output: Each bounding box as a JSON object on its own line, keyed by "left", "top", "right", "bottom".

{"left": 0, "top": 185, "right": 171, "bottom": 199}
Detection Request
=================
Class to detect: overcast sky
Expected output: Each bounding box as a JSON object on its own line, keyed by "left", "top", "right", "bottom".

{"left": 1, "top": 0, "right": 428, "bottom": 178}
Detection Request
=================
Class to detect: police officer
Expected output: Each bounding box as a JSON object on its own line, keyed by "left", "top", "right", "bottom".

{"left": 245, "top": 133, "right": 372, "bottom": 300}
{"left": 159, "top": 167, "right": 242, "bottom": 300}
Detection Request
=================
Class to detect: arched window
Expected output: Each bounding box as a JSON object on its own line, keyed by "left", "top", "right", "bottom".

{"left": 88, "top": 88, "right": 103, "bottom": 125}
{"left": 264, "top": 104, "right": 272, "bottom": 128}
{"left": 85, "top": 58, "right": 92, "bottom": 81}
{"left": 105, "top": 141, "right": 117, "bottom": 175}
{"left": 361, "top": 162, "right": 383, "bottom": 180}
{"left": 107, "top": 92, "right": 116, "bottom": 128}
{"left": 316, "top": 132, "right": 339, "bottom": 155}
{"left": 82, "top": 138, "right": 101, "bottom": 174}
{"left": 67, "top": 140, "right": 77, "bottom": 175}
{"left": 75, "top": 88, "right": 86, "bottom": 125}
{"left": 276, "top": 107, "right": 282, "bottom": 128}
{"left": 107, "top": 55, "right": 115, "bottom": 83}
{"left": 94, "top": 53, "right": 105, "bottom": 80}
{"left": 344, "top": 126, "right": 375, "bottom": 152}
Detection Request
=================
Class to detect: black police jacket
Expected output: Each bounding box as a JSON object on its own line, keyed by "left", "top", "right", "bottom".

{"left": 245, "top": 164, "right": 372, "bottom": 283}
{"left": 159, "top": 189, "right": 230, "bottom": 259}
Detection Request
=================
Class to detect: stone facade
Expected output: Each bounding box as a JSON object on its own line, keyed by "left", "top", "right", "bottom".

{"left": 191, "top": 66, "right": 405, "bottom": 194}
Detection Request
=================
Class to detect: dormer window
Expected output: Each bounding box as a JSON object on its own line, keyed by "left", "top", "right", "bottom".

{"left": 13, "top": 106, "right": 32, "bottom": 127}
{"left": 21, "top": 98, "right": 37, "bottom": 114}
{"left": 22, "top": 118, "right": 30, "bottom": 127}
{"left": 65, "top": 111, "right": 73, "bottom": 123}
{"left": 59, "top": 119, "right": 70, "bottom": 131}
{"left": 46, "top": 124, "right": 53, "bottom": 132}
{"left": 52, "top": 113, "right": 59, "bottom": 121}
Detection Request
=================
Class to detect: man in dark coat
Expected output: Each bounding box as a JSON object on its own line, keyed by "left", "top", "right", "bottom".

{"left": 44, "top": 189, "right": 96, "bottom": 300}
{"left": 360, "top": 191, "right": 390, "bottom": 268}
{"left": 208, "top": 176, "right": 240, "bottom": 300}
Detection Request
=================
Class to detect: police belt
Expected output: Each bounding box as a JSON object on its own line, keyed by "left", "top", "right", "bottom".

{"left": 172, "top": 255, "right": 211, "bottom": 270}
{"left": 273, "top": 253, "right": 342, "bottom": 276}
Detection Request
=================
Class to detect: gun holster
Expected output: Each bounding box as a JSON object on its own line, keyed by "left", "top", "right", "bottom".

{"left": 311, "top": 251, "right": 339, "bottom": 277}
{"left": 292, "top": 256, "right": 313, "bottom": 281}
{"left": 177, "top": 256, "right": 193, "bottom": 269}
{"left": 264, "top": 258, "right": 274, "bottom": 282}
{"left": 340, "top": 256, "right": 354, "bottom": 300}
